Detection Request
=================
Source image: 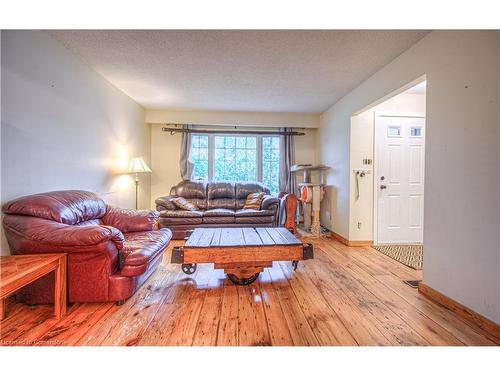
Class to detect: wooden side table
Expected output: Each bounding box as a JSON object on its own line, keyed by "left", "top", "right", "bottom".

{"left": 0, "top": 254, "right": 67, "bottom": 320}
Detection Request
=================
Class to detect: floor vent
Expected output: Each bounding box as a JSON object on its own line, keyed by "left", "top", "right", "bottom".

{"left": 403, "top": 280, "right": 421, "bottom": 288}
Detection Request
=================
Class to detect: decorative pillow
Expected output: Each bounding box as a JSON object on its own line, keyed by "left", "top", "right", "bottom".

{"left": 172, "top": 197, "right": 198, "bottom": 211}
{"left": 243, "top": 192, "right": 265, "bottom": 210}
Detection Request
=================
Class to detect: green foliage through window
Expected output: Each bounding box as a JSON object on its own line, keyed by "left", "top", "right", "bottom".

{"left": 262, "top": 136, "right": 280, "bottom": 194}
{"left": 189, "top": 133, "right": 280, "bottom": 194}
{"left": 214, "top": 136, "right": 257, "bottom": 182}
{"left": 191, "top": 134, "right": 209, "bottom": 180}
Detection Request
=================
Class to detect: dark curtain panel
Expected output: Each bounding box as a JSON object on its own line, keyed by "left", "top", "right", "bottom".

{"left": 179, "top": 124, "right": 194, "bottom": 180}
{"left": 279, "top": 127, "right": 296, "bottom": 194}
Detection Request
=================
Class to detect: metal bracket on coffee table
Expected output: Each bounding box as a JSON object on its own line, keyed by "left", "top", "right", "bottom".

{"left": 292, "top": 243, "right": 314, "bottom": 271}
{"left": 171, "top": 246, "right": 184, "bottom": 264}
{"left": 171, "top": 246, "right": 197, "bottom": 275}
{"left": 303, "top": 243, "right": 314, "bottom": 260}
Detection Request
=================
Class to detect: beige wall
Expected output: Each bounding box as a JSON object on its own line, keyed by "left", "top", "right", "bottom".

{"left": 150, "top": 110, "right": 318, "bottom": 207}
{"left": 319, "top": 30, "right": 500, "bottom": 323}
{"left": 349, "top": 92, "right": 426, "bottom": 240}
{"left": 1, "top": 31, "right": 150, "bottom": 255}
{"left": 294, "top": 128, "right": 319, "bottom": 177}
{"left": 146, "top": 109, "right": 320, "bottom": 128}
{"left": 150, "top": 124, "right": 182, "bottom": 206}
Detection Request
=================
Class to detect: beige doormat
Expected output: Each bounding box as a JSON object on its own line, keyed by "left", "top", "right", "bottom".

{"left": 372, "top": 244, "right": 423, "bottom": 270}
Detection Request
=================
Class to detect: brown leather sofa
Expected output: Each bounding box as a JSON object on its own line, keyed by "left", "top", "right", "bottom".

{"left": 2, "top": 190, "right": 172, "bottom": 304}
{"left": 155, "top": 181, "right": 279, "bottom": 239}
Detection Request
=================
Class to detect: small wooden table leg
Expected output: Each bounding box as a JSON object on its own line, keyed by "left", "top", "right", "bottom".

{"left": 54, "top": 256, "right": 67, "bottom": 319}
{"left": 0, "top": 298, "right": 6, "bottom": 320}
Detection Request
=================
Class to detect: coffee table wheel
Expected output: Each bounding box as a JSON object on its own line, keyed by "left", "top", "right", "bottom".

{"left": 181, "top": 263, "right": 197, "bottom": 275}
{"left": 227, "top": 273, "right": 260, "bottom": 286}
{"left": 292, "top": 260, "right": 299, "bottom": 271}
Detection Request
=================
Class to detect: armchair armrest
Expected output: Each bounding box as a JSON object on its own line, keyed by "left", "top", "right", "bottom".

{"left": 155, "top": 195, "right": 178, "bottom": 211}
{"left": 277, "top": 193, "right": 299, "bottom": 233}
{"left": 2, "top": 215, "right": 124, "bottom": 250}
{"left": 101, "top": 206, "right": 159, "bottom": 233}
{"left": 261, "top": 195, "right": 279, "bottom": 211}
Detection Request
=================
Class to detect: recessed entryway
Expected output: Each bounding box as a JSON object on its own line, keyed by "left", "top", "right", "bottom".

{"left": 349, "top": 78, "right": 427, "bottom": 268}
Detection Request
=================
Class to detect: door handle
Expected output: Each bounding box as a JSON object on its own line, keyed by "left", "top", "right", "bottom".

{"left": 380, "top": 185, "right": 387, "bottom": 190}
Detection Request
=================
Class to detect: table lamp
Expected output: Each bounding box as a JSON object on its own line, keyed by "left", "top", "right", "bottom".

{"left": 128, "top": 157, "right": 152, "bottom": 209}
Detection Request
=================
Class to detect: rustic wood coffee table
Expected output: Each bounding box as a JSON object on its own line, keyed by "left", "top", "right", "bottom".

{"left": 171, "top": 227, "right": 313, "bottom": 285}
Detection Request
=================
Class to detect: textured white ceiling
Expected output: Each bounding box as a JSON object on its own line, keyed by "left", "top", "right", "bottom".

{"left": 49, "top": 30, "right": 429, "bottom": 113}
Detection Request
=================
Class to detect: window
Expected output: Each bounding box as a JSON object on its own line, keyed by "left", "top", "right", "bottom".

{"left": 214, "top": 135, "right": 257, "bottom": 181}
{"left": 191, "top": 135, "right": 209, "bottom": 180}
{"left": 410, "top": 127, "right": 422, "bottom": 137}
{"left": 190, "top": 134, "right": 281, "bottom": 194}
{"left": 387, "top": 125, "right": 401, "bottom": 137}
{"left": 261, "top": 136, "right": 280, "bottom": 194}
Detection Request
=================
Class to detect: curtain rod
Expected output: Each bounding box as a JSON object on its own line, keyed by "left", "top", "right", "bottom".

{"left": 161, "top": 126, "right": 305, "bottom": 136}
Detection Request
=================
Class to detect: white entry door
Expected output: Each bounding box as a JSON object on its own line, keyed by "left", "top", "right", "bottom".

{"left": 375, "top": 114, "right": 425, "bottom": 244}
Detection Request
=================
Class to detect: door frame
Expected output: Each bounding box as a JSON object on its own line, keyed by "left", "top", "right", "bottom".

{"left": 373, "top": 111, "right": 426, "bottom": 246}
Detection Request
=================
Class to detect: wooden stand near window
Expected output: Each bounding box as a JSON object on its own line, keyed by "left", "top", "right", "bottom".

{"left": 0, "top": 254, "right": 67, "bottom": 321}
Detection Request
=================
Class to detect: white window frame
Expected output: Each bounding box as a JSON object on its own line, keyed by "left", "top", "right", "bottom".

{"left": 191, "top": 133, "right": 280, "bottom": 187}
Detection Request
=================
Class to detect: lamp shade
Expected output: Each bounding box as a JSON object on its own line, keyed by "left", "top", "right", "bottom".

{"left": 128, "top": 157, "right": 152, "bottom": 174}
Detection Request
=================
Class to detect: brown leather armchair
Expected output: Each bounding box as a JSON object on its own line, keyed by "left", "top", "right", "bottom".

{"left": 2, "top": 190, "right": 172, "bottom": 304}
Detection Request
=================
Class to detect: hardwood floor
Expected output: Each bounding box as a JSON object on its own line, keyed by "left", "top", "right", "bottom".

{"left": 1, "top": 237, "right": 498, "bottom": 346}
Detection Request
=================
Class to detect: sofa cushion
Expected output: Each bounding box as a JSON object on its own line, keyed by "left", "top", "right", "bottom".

{"left": 261, "top": 195, "right": 280, "bottom": 210}
{"left": 235, "top": 209, "right": 274, "bottom": 217}
{"left": 207, "top": 182, "right": 235, "bottom": 210}
{"left": 202, "top": 208, "right": 235, "bottom": 224}
{"left": 235, "top": 182, "right": 270, "bottom": 209}
{"left": 174, "top": 180, "right": 207, "bottom": 199}
{"left": 181, "top": 198, "right": 207, "bottom": 210}
{"left": 203, "top": 208, "right": 235, "bottom": 217}
{"left": 243, "top": 192, "right": 265, "bottom": 209}
{"left": 2, "top": 190, "right": 106, "bottom": 225}
{"left": 158, "top": 216, "right": 202, "bottom": 226}
{"left": 203, "top": 216, "right": 235, "bottom": 224}
{"left": 158, "top": 210, "right": 203, "bottom": 225}
{"left": 159, "top": 210, "right": 203, "bottom": 218}
{"left": 155, "top": 196, "right": 177, "bottom": 211}
{"left": 159, "top": 217, "right": 203, "bottom": 226}
{"left": 119, "top": 228, "right": 172, "bottom": 274}
{"left": 171, "top": 197, "right": 198, "bottom": 211}
{"left": 173, "top": 180, "right": 208, "bottom": 210}
{"left": 235, "top": 215, "right": 275, "bottom": 224}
